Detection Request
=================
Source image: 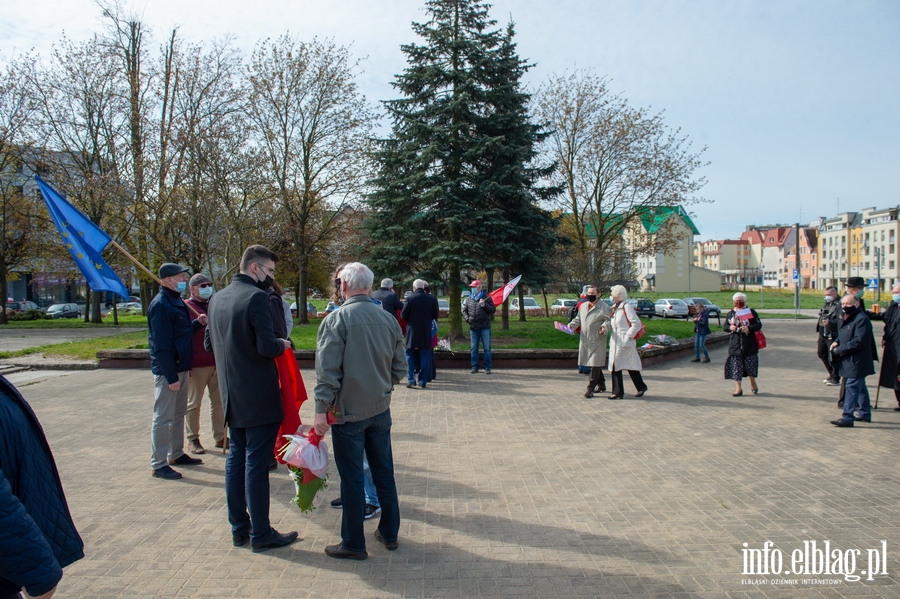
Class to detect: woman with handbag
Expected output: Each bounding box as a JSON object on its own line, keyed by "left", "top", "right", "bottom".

{"left": 604, "top": 285, "right": 648, "bottom": 399}
{"left": 722, "top": 292, "right": 763, "bottom": 396}
{"left": 567, "top": 285, "right": 611, "bottom": 398}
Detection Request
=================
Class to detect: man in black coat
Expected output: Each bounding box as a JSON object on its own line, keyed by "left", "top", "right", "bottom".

{"left": 816, "top": 286, "right": 841, "bottom": 385}
{"left": 400, "top": 279, "right": 439, "bottom": 389}
{"left": 371, "top": 278, "right": 404, "bottom": 323}
{"left": 0, "top": 375, "right": 84, "bottom": 599}
{"left": 204, "top": 245, "right": 297, "bottom": 553}
{"left": 871, "top": 282, "right": 900, "bottom": 411}
{"left": 830, "top": 294, "right": 875, "bottom": 427}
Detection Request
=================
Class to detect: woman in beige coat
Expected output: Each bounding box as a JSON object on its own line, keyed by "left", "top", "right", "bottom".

{"left": 568, "top": 285, "right": 611, "bottom": 398}
{"left": 605, "top": 285, "right": 648, "bottom": 399}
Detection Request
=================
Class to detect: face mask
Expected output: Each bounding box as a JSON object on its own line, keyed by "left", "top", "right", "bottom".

{"left": 892, "top": 294, "right": 900, "bottom": 303}
{"left": 256, "top": 275, "right": 273, "bottom": 291}
{"left": 858, "top": 288, "right": 865, "bottom": 298}
{"left": 734, "top": 300, "right": 746, "bottom": 308}
{"left": 176, "top": 281, "right": 187, "bottom": 293}
{"left": 586, "top": 294, "right": 597, "bottom": 302}
{"left": 843, "top": 305, "right": 857, "bottom": 316}
{"left": 824, "top": 295, "right": 835, "bottom": 303}
{"left": 199, "top": 286, "right": 214, "bottom": 299}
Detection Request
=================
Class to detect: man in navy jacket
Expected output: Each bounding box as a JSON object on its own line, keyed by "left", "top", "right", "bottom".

{"left": 830, "top": 294, "right": 875, "bottom": 427}
{"left": 148, "top": 262, "right": 207, "bottom": 480}
{"left": 0, "top": 375, "right": 84, "bottom": 599}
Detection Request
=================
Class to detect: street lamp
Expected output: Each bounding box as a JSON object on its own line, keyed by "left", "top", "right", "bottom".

{"left": 760, "top": 263, "right": 765, "bottom": 309}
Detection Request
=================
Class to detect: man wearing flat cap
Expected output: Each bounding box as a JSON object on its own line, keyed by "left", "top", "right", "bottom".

{"left": 184, "top": 273, "right": 224, "bottom": 455}
{"left": 148, "top": 262, "right": 208, "bottom": 480}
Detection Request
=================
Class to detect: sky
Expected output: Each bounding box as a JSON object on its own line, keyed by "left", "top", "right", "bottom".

{"left": 2, "top": 0, "right": 898, "bottom": 242}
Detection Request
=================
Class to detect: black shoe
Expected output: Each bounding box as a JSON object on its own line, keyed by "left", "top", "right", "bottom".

{"left": 598, "top": 387, "right": 607, "bottom": 393}
{"left": 854, "top": 416, "right": 871, "bottom": 422}
{"left": 635, "top": 389, "right": 647, "bottom": 398}
{"left": 607, "top": 394, "right": 623, "bottom": 400}
{"left": 232, "top": 534, "right": 250, "bottom": 547}
{"left": 168, "top": 454, "right": 203, "bottom": 466}
{"left": 325, "top": 544, "right": 368, "bottom": 560}
{"left": 825, "top": 379, "right": 840, "bottom": 386}
{"left": 251, "top": 530, "right": 299, "bottom": 553}
{"left": 701, "top": 358, "right": 710, "bottom": 363}
{"left": 374, "top": 529, "right": 398, "bottom": 550}
{"left": 470, "top": 367, "right": 479, "bottom": 374}
{"left": 152, "top": 465, "right": 182, "bottom": 480}
{"left": 831, "top": 419, "right": 854, "bottom": 427}
{"left": 406, "top": 382, "right": 417, "bottom": 389}
{"left": 584, "top": 390, "right": 594, "bottom": 398}
{"left": 733, "top": 390, "right": 743, "bottom": 397}
{"left": 838, "top": 399, "right": 844, "bottom": 408}
{"left": 364, "top": 504, "right": 382, "bottom": 520}
{"left": 690, "top": 358, "right": 701, "bottom": 362}
{"left": 268, "top": 459, "right": 278, "bottom": 471}
{"left": 751, "top": 388, "right": 758, "bottom": 395}
{"left": 485, "top": 368, "right": 492, "bottom": 375}
{"left": 418, "top": 383, "right": 427, "bottom": 389}
{"left": 188, "top": 439, "right": 206, "bottom": 454}
{"left": 894, "top": 406, "right": 900, "bottom": 412}
{"left": 330, "top": 497, "right": 343, "bottom": 509}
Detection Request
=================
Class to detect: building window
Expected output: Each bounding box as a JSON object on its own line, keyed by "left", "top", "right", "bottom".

{"left": 891, "top": 261, "right": 896, "bottom": 270}
{"left": 865, "top": 262, "right": 870, "bottom": 270}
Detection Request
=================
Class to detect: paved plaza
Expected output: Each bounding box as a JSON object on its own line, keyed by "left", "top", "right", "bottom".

{"left": 9, "top": 319, "right": 900, "bottom": 598}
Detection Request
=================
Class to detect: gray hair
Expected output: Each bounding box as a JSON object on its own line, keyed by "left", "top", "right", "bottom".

{"left": 842, "top": 293, "right": 860, "bottom": 306}
{"left": 340, "top": 262, "right": 374, "bottom": 293}
{"left": 732, "top": 292, "right": 747, "bottom": 302}
{"left": 381, "top": 278, "right": 394, "bottom": 289}
{"left": 610, "top": 285, "right": 628, "bottom": 302}
{"left": 413, "top": 279, "right": 427, "bottom": 289}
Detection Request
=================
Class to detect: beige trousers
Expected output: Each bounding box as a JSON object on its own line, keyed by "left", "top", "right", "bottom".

{"left": 186, "top": 366, "right": 224, "bottom": 443}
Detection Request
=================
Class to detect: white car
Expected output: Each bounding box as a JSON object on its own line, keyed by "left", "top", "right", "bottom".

{"left": 549, "top": 298, "right": 578, "bottom": 316}
{"left": 654, "top": 298, "right": 690, "bottom": 319}
{"left": 510, "top": 296, "right": 543, "bottom": 316}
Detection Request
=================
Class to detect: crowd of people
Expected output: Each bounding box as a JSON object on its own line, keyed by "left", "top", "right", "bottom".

{"left": 8, "top": 251, "right": 900, "bottom": 596}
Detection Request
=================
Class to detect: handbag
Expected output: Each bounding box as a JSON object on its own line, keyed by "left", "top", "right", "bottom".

{"left": 622, "top": 307, "right": 647, "bottom": 340}
{"left": 755, "top": 330, "right": 767, "bottom": 349}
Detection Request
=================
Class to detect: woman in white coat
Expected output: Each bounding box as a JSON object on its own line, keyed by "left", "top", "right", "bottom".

{"left": 568, "top": 285, "right": 611, "bottom": 398}
{"left": 604, "top": 285, "right": 648, "bottom": 399}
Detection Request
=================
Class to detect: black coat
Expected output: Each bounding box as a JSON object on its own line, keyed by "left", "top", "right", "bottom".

{"left": 815, "top": 300, "right": 840, "bottom": 340}
{"left": 723, "top": 308, "right": 762, "bottom": 356}
{"left": 401, "top": 289, "right": 439, "bottom": 350}
{"left": 873, "top": 302, "right": 900, "bottom": 388}
{"left": 148, "top": 287, "right": 203, "bottom": 383}
{"left": 0, "top": 376, "right": 84, "bottom": 598}
{"left": 371, "top": 287, "right": 404, "bottom": 316}
{"left": 204, "top": 274, "right": 286, "bottom": 428}
{"left": 834, "top": 308, "right": 876, "bottom": 378}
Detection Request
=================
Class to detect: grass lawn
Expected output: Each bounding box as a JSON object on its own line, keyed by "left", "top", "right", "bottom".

{"left": 0, "top": 314, "right": 149, "bottom": 328}
{"left": 0, "top": 331, "right": 149, "bottom": 361}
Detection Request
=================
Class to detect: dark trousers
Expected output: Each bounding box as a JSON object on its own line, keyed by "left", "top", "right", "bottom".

{"left": 587, "top": 367, "right": 606, "bottom": 392}
{"left": 331, "top": 408, "right": 400, "bottom": 552}
{"left": 406, "top": 348, "right": 432, "bottom": 387}
{"left": 226, "top": 422, "right": 280, "bottom": 542}
{"left": 611, "top": 369, "right": 647, "bottom": 396}
{"left": 817, "top": 335, "right": 838, "bottom": 379}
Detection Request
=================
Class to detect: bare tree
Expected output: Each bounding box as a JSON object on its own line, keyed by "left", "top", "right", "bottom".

{"left": 245, "top": 35, "right": 376, "bottom": 324}
{"left": 0, "top": 58, "right": 40, "bottom": 324}
{"left": 534, "top": 70, "right": 708, "bottom": 282}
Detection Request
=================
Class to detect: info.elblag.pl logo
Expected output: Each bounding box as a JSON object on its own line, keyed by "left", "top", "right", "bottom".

{"left": 742, "top": 541, "right": 888, "bottom": 583}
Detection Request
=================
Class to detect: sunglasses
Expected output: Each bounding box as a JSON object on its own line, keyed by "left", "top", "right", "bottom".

{"left": 198, "top": 283, "right": 213, "bottom": 288}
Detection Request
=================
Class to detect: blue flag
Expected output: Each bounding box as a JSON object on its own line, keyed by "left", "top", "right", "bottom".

{"left": 35, "top": 176, "right": 129, "bottom": 299}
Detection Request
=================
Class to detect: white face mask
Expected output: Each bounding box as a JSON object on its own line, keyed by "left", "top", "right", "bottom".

{"left": 893, "top": 294, "right": 900, "bottom": 303}
{"left": 824, "top": 295, "right": 835, "bottom": 303}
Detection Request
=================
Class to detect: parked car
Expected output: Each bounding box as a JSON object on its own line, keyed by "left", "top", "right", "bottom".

{"left": 289, "top": 302, "right": 317, "bottom": 318}
{"left": 437, "top": 299, "right": 450, "bottom": 317}
{"left": 682, "top": 297, "right": 721, "bottom": 318}
{"left": 654, "top": 298, "right": 690, "bottom": 319}
{"left": 550, "top": 298, "right": 578, "bottom": 316}
{"left": 46, "top": 303, "right": 81, "bottom": 319}
{"left": 510, "top": 296, "right": 543, "bottom": 316}
{"left": 627, "top": 298, "right": 656, "bottom": 318}
{"left": 115, "top": 301, "right": 142, "bottom": 314}
{"left": 5, "top": 300, "right": 40, "bottom": 313}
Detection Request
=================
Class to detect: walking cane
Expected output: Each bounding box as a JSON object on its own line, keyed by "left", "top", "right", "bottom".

{"left": 874, "top": 358, "right": 884, "bottom": 410}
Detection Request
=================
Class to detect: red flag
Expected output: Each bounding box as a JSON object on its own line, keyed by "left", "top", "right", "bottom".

{"left": 274, "top": 349, "right": 308, "bottom": 462}
{"left": 488, "top": 275, "right": 522, "bottom": 306}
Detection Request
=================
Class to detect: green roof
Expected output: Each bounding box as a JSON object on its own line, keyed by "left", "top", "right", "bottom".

{"left": 582, "top": 205, "right": 699, "bottom": 238}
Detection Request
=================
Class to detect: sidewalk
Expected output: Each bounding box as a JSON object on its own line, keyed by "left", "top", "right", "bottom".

{"left": 13, "top": 319, "right": 900, "bottom": 598}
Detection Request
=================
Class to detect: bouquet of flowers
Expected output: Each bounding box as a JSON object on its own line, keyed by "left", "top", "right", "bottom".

{"left": 436, "top": 338, "right": 452, "bottom": 352}
{"left": 278, "top": 413, "right": 335, "bottom": 512}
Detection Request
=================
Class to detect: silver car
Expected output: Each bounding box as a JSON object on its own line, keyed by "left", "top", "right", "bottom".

{"left": 683, "top": 297, "right": 721, "bottom": 318}
{"left": 654, "top": 298, "right": 690, "bottom": 319}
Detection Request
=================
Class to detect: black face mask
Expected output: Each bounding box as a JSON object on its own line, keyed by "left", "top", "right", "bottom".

{"left": 586, "top": 294, "right": 597, "bottom": 302}
{"left": 843, "top": 306, "right": 857, "bottom": 317}
{"left": 256, "top": 274, "right": 273, "bottom": 291}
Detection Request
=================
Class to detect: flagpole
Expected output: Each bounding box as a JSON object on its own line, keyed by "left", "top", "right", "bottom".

{"left": 108, "top": 240, "right": 202, "bottom": 318}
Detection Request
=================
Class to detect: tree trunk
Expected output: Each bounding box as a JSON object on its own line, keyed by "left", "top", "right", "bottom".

{"left": 447, "top": 264, "right": 464, "bottom": 340}
{"left": 500, "top": 272, "right": 509, "bottom": 331}
{"left": 517, "top": 285, "right": 527, "bottom": 322}
{"left": 91, "top": 291, "right": 103, "bottom": 324}
{"left": 83, "top": 288, "right": 91, "bottom": 323}
{"left": 0, "top": 270, "right": 8, "bottom": 325}
{"left": 297, "top": 254, "right": 310, "bottom": 325}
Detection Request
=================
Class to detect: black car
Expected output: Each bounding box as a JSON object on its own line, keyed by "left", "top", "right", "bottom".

{"left": 627, "top": 298, "right": 655, "bottom": 318}
{"left": 46, "top": 303, "right": 81, "bottom": 319}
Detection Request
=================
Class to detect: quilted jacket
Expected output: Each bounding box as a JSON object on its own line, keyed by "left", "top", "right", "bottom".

{"left": 0, "top": 375, "right": 84, "bottom": 597}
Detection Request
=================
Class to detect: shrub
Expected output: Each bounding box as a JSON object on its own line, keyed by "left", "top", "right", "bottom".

{"left": 6, "top": 309, "right": 52, "bottom": 321}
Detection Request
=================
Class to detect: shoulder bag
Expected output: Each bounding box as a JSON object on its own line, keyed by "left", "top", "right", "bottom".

{"left": 622, "top": 306, "right": 646, "bottom": 340}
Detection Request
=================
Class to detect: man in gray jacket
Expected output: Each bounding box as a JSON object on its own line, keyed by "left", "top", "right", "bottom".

{"left": 204, "top": 245, "right": 297, "bottom": 553}
{"left": 314, "top": 262, "right": 406, "bottom": 560}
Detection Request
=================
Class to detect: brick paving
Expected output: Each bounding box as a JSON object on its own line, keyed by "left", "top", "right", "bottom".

{"left": 11, "top": 319, "right": 900, "bottom": 598}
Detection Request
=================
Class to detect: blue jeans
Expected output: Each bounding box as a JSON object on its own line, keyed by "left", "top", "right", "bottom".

{"left": 331, "top": 409, "right": 400, "bottom": 552}
{"left": 470, "top": 328, "right": 492, "bottom": 370}
{"left": 842, "top": 377, "right": 871, "bottom": 421}
{"left": 694, "top": 334, "right": 709, "bottom": 359}
{"left": 225, "top": 422, "right": 280, "bottom": 542}
{"left": 363, "top": 452, "right": 379, "bottom": 507}
{"left": 406, "top": 348, "right": 432, "bottom": 387}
